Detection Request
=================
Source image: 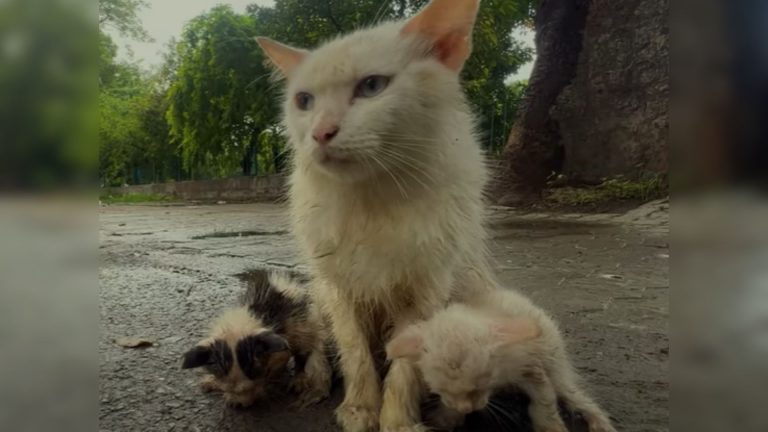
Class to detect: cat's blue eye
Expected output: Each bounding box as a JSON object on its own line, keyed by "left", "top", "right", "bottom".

{"left": 295, "top": 92, "right": 314, "bottom": 111}
{"left": 355, "top": 75, "right": 390, "bottom": 98}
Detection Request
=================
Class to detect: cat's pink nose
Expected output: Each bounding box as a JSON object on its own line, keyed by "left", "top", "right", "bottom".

{"left": 312, "top": 125, "right": 339, "bottom": 146}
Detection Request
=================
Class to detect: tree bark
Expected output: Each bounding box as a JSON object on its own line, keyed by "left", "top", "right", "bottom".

{"left": 495, "top": 0, "right": 590, "bottom": 204}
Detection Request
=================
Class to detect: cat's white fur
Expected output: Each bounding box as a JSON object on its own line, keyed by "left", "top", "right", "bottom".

{"left": 387, "top": 289, "right": 617, "bottom": 432}
{"left": 257, "top": 1, "right": 491, "bottom": 430}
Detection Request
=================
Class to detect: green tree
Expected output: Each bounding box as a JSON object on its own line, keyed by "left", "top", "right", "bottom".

{"left": 166, "top": 5, "right": 280, "bottom": 178}
{"left": 99, "top": 65, "right": 179, "bottom": 186}
{"left": 248, "top": 0, "right": 535, "bottom": 153}
{"left": 1, "top": 0, "right": 96, "bottom": 189}
{"left": 98, "top": 0, "right": 151, "bottom": 42}
{"left": 140, "top": 0, "right": 533, "bottom": 184}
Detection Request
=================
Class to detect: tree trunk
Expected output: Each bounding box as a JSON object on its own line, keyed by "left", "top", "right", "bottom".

{"left": 495, "top": 0, "right": 590, "bottom": 204}
{"left": 242, "top": 143, "right": 253, "bottom": 176}
{"left": 496, "top": 0, "right": 670, "bottom": 204}
{"left": 553, "top": 0, "right": 669, "bottom": 184}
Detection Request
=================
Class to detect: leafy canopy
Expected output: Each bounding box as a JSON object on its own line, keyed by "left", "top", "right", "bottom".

{"left": 100, "top": 0, "right": 535, "bottom": 186}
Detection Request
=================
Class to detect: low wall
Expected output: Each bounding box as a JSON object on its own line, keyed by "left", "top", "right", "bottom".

{"left": 104, "top": 175, "right": 287, "bottom": 202}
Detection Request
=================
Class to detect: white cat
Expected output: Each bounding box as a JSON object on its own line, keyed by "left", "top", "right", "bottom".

{"left": 256, "top": 0, "right": 492, "bottom": 430}
{"left": 387, "top": 288, "right": 617, "bottom": 432}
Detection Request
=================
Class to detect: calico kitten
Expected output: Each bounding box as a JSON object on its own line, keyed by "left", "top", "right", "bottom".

{"left": 255, "top": 1, "right": 493, "bottom": 430}
{"left": 387, "top": 289, "right": 617, "bottom": 432}
{"left": 182, "top": 269, "right": 331, "bottom": 408}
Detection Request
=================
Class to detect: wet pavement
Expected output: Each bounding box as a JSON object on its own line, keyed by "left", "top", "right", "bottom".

{"left": 99, "top": 201, "right": 669, "bottom": 432}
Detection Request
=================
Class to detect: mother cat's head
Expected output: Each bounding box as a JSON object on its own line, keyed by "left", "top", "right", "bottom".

{"left": 257, "top": 0, "right": 480, "bottom": 183}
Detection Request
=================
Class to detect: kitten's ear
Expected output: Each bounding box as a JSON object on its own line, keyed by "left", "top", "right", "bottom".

{"left": 255, "top": 37, "right": 308, "bottom": 77}
{"left": 256, "top": 332, "right": 290, "bottom": 354}
{"left": 401, "top": 0, "right": 480, "bottom": 71}
{"left": 491, "top": 318, "right": 541, "bottom": 345}
{"left": 236, "top": 333, "right": 291, "bottom": 379}
{"left": 181, "top": 345, "right": 213, "bottom": 369}
{"left": 386, "top": 326, "right": 424, "bottom": 361}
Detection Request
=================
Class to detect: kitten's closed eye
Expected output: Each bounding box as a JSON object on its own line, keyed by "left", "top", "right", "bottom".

{"left": 354, "top": 75, "right": 390, "bottom": 98}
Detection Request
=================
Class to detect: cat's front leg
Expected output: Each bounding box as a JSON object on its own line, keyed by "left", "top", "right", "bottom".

{"left": 327, "top": 297, "right": 381, "bottom": 432}
{"left": 548, "top": 367, "right": 617, "bottom": 432}
{"left": 519, "top": 365, "right": 568, "bottom": 432}
{"left": 380, "top": 358, "right": 428, "bottom": 432}
{"left": 290, "top": 347, "right": 332, "bottom": 408}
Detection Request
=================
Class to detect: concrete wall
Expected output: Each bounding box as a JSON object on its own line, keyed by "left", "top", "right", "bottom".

{"left": 104, "top": 175, "right": 287, "bottom": 202}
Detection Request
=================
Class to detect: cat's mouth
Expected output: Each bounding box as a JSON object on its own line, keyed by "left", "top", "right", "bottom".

{"left": 317, "top": 151, "right": 355, "bottom": 166}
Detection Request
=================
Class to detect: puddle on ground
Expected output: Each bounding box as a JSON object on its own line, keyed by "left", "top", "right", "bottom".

{"left": 191, "top": 229, "right": 289, "bottom": 240}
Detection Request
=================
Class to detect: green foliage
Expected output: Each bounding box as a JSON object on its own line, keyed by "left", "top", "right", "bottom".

{"left": 100, "top": 192, "right": 174, "bottom": 204}
{"left": 98, "top": 30, "right": 179, "bottom": 186}
{"left": 99, "top": 0, "right": 152, "bottom": 42}
{"left": 1, "top": 0, "right": 97, "bottom": 189}
{"left": 545, "top": 175, "right": 668, "bottom": 207}
{"left": 166, "top": 6, "right": 279, "bottom": 178}
{"left": 99, "top": 0, "right": 536, "bottom": 185}
{"left": 461, "top": 0, "right": 534, "bottom": 152}
{"left": 248, "top": 0, "right": 535, "bottom": 153}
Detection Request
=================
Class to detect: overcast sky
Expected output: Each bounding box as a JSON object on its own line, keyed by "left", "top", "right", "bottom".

{"left": 110, "top": 0, "right": 534, "bottom": 81}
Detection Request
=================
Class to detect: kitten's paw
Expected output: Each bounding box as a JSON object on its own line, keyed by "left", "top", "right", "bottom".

{"left": 586, "top": 419, "right": 618, "bottom": 432}
{"left": 424, "top": 406, "right": 465, "bottom": 430}
{"left": 534, "top": 424, "right": 568, "bottom": 432}
{"left": 335, "top": 404, "right": 379, "bottom": 432}
{"left": 289, "top": 372, "right": 331, "bottom": 408}
{"left": 199, "top": 375, "right": 220, "bottom": 393}
{"left": 223, "top": 397, "right": 253, "bottom": 409}
{"left": 290, "top": 387, "right": 330, "bottom": 409}
{"left": 381, "top": 424, "right": 430, "bottom": 432}
{"left": 289, "top": 372, "right": 310, "bottom": 393}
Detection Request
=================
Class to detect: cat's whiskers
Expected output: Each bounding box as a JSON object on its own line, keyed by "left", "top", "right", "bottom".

{"left": 366, "top": 152, "right": 409, "bottom": 200}
{"left": 376, "top": 154, "right": 431, "bottom": 193}
{"left": 487, "top": 399, "right": 519, "bottom": 429}
{"left": 484, "top": 402, "right": 505, "bottom": 429}
{"left": 379, "top": 141, "right": 438, "bottom": 159}
{"left": 377, "top": 133, "right": 443, "bottom": 143}
{"left": 375, "top": 147, "right": 437, "bottom": 189}
{"left": 358, "top": 153, "right": 383, "bottom": 194}
{"left": 371, "top": 0, "right": 392, "bottom": 25}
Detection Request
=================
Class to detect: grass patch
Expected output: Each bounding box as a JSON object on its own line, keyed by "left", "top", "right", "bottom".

{"left": 100, "top": 192, "right": 175, "bottom": 204}
{"left": 545, "top": 175, "right": 667, "bottom": 207}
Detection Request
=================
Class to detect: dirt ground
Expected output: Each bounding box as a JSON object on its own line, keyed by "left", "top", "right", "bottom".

{"left": 99, "top": 201, "right": 668, "bottom": 432}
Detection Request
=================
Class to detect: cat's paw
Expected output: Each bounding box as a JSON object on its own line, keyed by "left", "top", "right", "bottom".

{"left": 586, "top": 419, "right": 618, "bottom": 432}
{"left": 199, "top": 375, "right": 221, "bottom": 393}
{"left": 381, "top": 424, "right": 430, "bottom": 432}
{"left": 290, "top": 387, "right": 330, "bottom": 409}
{"left": 289, "top": 372, "right": 331, "bottom": 409}
{"left": 335, "top": 403, "right": 379, "bottom": 432}
{"left": 289, "top": 372, "right": 310, "bottom": 393}
{"left": 424, "top": 408, "right": 465, "bottom": 430}
{"left": 533, "top": 424, "right": 568, "bottom": 432}
{"left": 223, "top": 395, "right": 253, "bottom": 409}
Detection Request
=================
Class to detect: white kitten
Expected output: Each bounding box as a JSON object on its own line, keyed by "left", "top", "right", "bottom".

{"left": 387, "top": 289, "right": 617, "bottom": 432}
{"left": 256, "top": 1, "right": 493, "bottom": 430}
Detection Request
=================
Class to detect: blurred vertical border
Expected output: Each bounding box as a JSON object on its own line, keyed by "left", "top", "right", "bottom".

{"left": 673, "top": 0, "right": 768, "bottom": 431}
{"left": 0, "top": 0, "right": 97, "bottom": 430}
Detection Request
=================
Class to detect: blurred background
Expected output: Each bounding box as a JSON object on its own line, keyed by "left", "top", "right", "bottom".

{"left": 0, "top": 0, "right": 766, "bottom": 430}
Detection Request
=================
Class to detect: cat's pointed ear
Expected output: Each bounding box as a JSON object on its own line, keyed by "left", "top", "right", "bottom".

{"left": 491, "top": 318, "right": 541, "bottom": 345}
{"left": 401, "top": 0, "right": 480, "bottom": 71}
{"left": 386, "top": 325, "right": 424, "bottom": 361}
{"left": 255, "top": 37, "right": 308, "bottom": 77}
